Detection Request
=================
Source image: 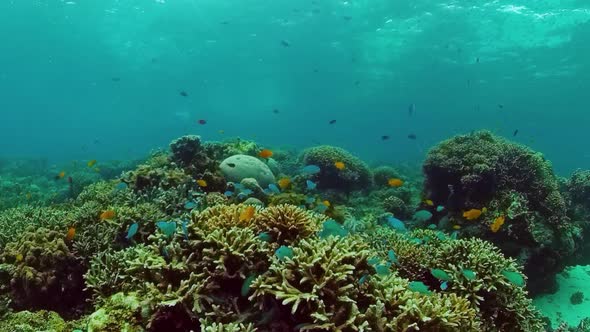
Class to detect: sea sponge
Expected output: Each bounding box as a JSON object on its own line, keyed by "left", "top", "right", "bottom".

{"left": 301, "top": 145, "right": 372, "bottom": 191}
{"left": 0, "top": 227, "right": 88, "bottom": 318}
{"left": 219, "top": 154, "right": 276, "bottom": 187}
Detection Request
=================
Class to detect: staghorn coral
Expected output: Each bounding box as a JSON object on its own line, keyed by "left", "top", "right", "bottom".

{"left": 199, "top": 320, "right": 257, "bottom": 332}
{"left": 0, "top": 227, "right": 88, "bottom": 318}
{"left": 301, "top": 145, "right": 372, "bottom": 191}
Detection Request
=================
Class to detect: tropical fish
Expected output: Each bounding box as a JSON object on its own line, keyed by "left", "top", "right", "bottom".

{"left": 306, "top": 180, "right": 317, "bottom": 190}
{"left": 359, "top": 274, "right": 370, "bottom": 285}
{"left": 462, "top": 269, "right": 476, "bottom": 280}
{"left": 513, "top": 129, "right": 519, "bottom": 137}
{"left": 66, "top": 227, "right": 76, "bottom": 241}
{"left": 431, "top": 268, "right": 451, "bottom": 281}
{"left": 322, "top": 200, "right": 331, "bottom": 207}
{"left": 436, "top": 205, "right": 445, "bottom": 212}
{"left": 56, "top": 171, "right": 66, "bottom": 180}
{"left": 408, "top": 134, "right": 417, "bottom": 140}
{"left": 463, "top": 208, "right": 483, "bottom": 220}
{"left": 100, "top": 210, "right": 116, "bottom": 220}
{"left": 368, "top": 257, "right": 380, "bottom": 266}
{"left": 375, "top": 264, "right": 391, "bottom": 276}
{"left": 409, "top": 281, "right": 431, "bottom": 295}
{"left": 87, "top": 159, "right": 97, "bottom": 167}
{"left": 218, "top": 130, "right": 225, "bottom": 134}
{"left": 275, "top": 245, "right": 293, "bottom": 261}
{"left": 196, "top": 179, "right": 208, "bottom": 187}
{"left": 452, "top": 225, "right": 461, "bottom": 230}
{"left": 198, "top": 119, "right": 207, "bottom": 125}
{"left": 408, "top": 103, "right": 415, "bottom": 116}
{"left": 241, "top": 274, "right": 257, "bottom": 297}
{"left": 305, "top": 196, "right": 316, "bottom": 204}
{"left": 126, "top": 223, "right": 139, "bottom": 240}
{"left": 381, "top": 135, "right": 390, "bottom": 140}
{"left": 278, "top": 178, "right": 291, "bottom": 189}
{"left": 258, "top": 149, "right": 273, "bottom": 158}
{"left": 413, "top": 210, "right": 433, "bottom": 222}
{"left": 424, "top": 199, "right": 434, "bottom": 206}
{"left": 115, "top": 182, "right": 128, "bottom": 190}
{"left": 427, "top": 224, "right": 437, "bottom": 230}
{"left": 450, "top": 231, "right": 458, "bottom": 240}
{"left": 491, "top": 215, "right": 505, "bottom": 233}
{"left": 388, "top": 249, "right": 398, "bottom": 264}
{"left": 387, "top": 178, "right": 404, "bottom": 187}
{"left": 302, "top": 165, "right": 321, "bottom": 174}
{"left": 15, "top": 253, "right": 23, "bottom": 262}
{"left": 280, "top": 39, "right": 290, "bottom": 47}
{"left": 268, "top": 184, "right": 280, "bottom": 194}
{"left": 318, "top": 220, "right": 348, "bottom": 238}
{"left": 440, "top": 281, "right": 449, "bottom": 290}
{"left": 180, "top": 91, "right": 188, "bottom": 97}
{"left": 315, "top": 204, "right": 328, "bottom": 213}
{"left": 386, "top": 216, "right": 407, "bottom": 232}
{"left": 156, "top": 221, "right": 177, "bottom": 238}
{"left": 184, "top": 201, "right": 197, "bottom": 209}
{"left": 258, "top": 232, "right": 272, "bottom": 242}
{"left": 239, "top": 206, "right": 255, "bottom": 222}
{"left": 502, "top": 270, "right": 525, "bottom": 287}
{"left": 25, "top": 192, "right": 32, "bottom": 200}
{"left": 224, "top": 190, "right": 234, "bottom": 197}
{"left": 328, "top": 119, "right": 336, "bottom": 124}
{"left": 334, "top": 161, "right": 345, "bottom": 170}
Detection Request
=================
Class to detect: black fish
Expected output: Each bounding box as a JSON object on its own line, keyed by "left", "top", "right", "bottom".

{"left": 513, "top": 129, "right": 519, "bottom": 137}
{"left": 111, "top": 77, "right": 121, "bottom": 82}
{"left": 272, "top": 109, "right": 280, "bottom": 114}
{"left": 180, "top": 91, "right": 188, "bottom": 97}
{"left": 408, "top": 103, "right": 415, "bottom": 116}
{"left": 381, "top": 135, "right": 390, "bottom": 140}
{"left": 313, "top": 68, "right": 319, "bottom": 73}
{"left": 498, "top": 104, "right": 504, "bottom": 109}
{"left": 476, "top": 57, "right": 480, "bottom": 63}
{"left": 408, "top": 134, "right": 417, "bottom": 140}
{"left": 343, "top": 16, "right": 353, "bottom": 21}
{"left": 329, "top": 120, "right": 337, "bottom": 125}
{"left": 280, "top": 40, "right": 290, "bottom": 47}
{"left": 354, "top": 80, "right": 360, "bottom": 86}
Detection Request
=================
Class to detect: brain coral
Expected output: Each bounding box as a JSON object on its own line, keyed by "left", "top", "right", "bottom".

{"left": 301, "top": 145, "right": 372, "bottom": 191}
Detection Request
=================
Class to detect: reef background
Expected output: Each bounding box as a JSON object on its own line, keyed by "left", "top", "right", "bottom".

{"left": 1, "top": 0, "right": 589, "bottom": 174}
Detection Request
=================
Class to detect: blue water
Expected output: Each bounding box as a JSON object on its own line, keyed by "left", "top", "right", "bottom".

{"left": 1, "top": 0, "right": 589, "bottom": 174}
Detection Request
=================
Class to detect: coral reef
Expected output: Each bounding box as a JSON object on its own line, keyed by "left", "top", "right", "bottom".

{"left": 301, "top": 145, "right": 372, "bottom": 191}
{"left": 423, "top": 130, "right": 578, "bottom": 294}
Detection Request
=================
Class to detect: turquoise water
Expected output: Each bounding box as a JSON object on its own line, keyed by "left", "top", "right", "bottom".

{"left": 1, "top": 0, "right": 589, "bottom": 174}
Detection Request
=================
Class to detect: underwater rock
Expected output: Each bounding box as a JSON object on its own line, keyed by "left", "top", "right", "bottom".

{"left": 169, "top": 135, "right": 203, "bottom": 166}
{"left": 219, "top": 154, "right": 275, "bottom": 187}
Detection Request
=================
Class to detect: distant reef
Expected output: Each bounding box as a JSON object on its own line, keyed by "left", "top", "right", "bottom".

{"left": 1, "top": 132, "right": 589, "bottom": 331}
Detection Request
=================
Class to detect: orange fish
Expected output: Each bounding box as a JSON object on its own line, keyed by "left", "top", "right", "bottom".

{"left": 423, "top": 199, "right": 434, "bottom": 206}
{"left": 240, "top": 206, "right": 255, "bottom": 222}
{"left": 66, "top": 227, "right": 76, "bottom": 241}
{"left": 490, "top": 216, "right": 505, "bottom": 233}
{"left": 259, "top": 149, "right": 273, "bottom": 158}
{"left": 463, "top": 209, "right": 483, "bottom": 220}
{"left": 100, "top": 210, "right": 116, "bottom": 220}
{"left": 87, "top": 159, "right": 97, "bottom": 167}
{"left": 196, "top": 179, "right": 208, "bottom": 187}
{"left": 278, "top": 177, "right": 291, "bottom": 189}
{"left": 56, "top": 171, "right": 66, "bottom": 179}
{"left": 387, "top": 178, "right": 404, "bottom": 187}
{"left": 334, "top": 161, "right": 345, "bottom": 170}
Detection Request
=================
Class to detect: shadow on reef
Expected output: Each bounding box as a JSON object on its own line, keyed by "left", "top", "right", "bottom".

{"left": 1, "top": 132, "right": 588, "bottom": 331}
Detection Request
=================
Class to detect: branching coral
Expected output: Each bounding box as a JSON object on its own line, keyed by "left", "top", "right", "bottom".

{"left": 255, "top": 204, "right": 325, "bottom": 245}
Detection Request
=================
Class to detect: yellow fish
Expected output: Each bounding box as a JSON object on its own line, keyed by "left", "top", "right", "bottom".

{"left": 322, "top": 200, "right": 331, "bottom": 207}
{"left": 423, "top": 199, "right": 434, "bottom": 206}
{"left": 15, "top": 253, "right": 23, "bottom": 262}
{"left": 87, "top": 159, "right": 97, "bottom": 167}
{"left": 463, "top": 209, "right": 482, "bottom": 220}
{"left": 278, "top": 177, "right": 291, "bottom": 189}
{"left": 100, "top": 210, "right": 116, "bottom": 220}
{"left": 56, "top": 171, "right": 66, "bottom": 179}
{"left": 387, "top": 178, "right": 404, "bottom": 187}
{"left": 490, "top": 216, "right": 505, "bottom": 233}
{"left": 334, "top": 161, "right": 345, "bottom": 170}
{"left": 239, "top": 206, "right": 255, "bottom": 222}
{"left": 197, "top": 179, "right": 208, "bottom": 187}
{"left": 453, "top": 225, "right": 462, "bottom": 230}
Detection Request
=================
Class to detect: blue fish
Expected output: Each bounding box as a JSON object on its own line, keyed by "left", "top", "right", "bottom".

{"left": 306, "top": 180, "right": 317, "bottom": 190}
{"left": 232, "top": 183, "right": 246, "bottom": 191}
{"left": 413, "top": 210, "right": 433, "bottom": 222}
{"left": 450, "top": 231, "right": 458, "bottom": 240}
{"left": 224, "top": 190, "right": 234, "bottom": 197}
{"left": 241, "top": 189, "right": 253, "bottom": 196}
{"left": 388, "top": 249, "right": 398, "bottom": 264}
{"left": 368, "top": 257, "right": 380, "bottom": 266}
{"left": 318, "top": 220, "right": 348, "bottom": 238}
{"left": 126, "top": 223, "right": 138, "bottom": 240}
{"left": 305, "top": 196, "right": 316, "bottom": 204}
{"left": 115, "top": 182, "right": 128, "bottom": 191}
{"left": 268, "top": 184, "right": 280, "bottom": 194}
{"left": 156, "top": 221, "right": 176, "bottom": 238}
{"left": 258, "top": 232, "right": 272, "bottom": 242}
{"left": 386, "top": 216, "right": 407, "bottom": 232}
{"left": 275, "top": 245, "right": 294, "bottom": 261}
{"left": 375, "top": 264, "right": 391, "bottom": 276}
{"left": 302, "top": 165, "right": 321, "bottom": 175}
{"left": 241, "top": 274, "right": 257, "bottom": 297}
{"left": 359, "top": 274, "right": 370, "bottom": 285}
{"left": 436, "top": 205, "right": 445, "bottom": 212}
{"left": 427, "top": 224, "right": 437, "bottom": 229}
{"left": 184, "top": 201, "right": 197, "bottom": 209}
{"left": 181, "top": 220, "right": 189, "bottom": 240}
{"left": 440, "top": 281, "right": 449, "bottom": 290}
{"left": 315, "top": 204, "right": 328, "bottom": 213}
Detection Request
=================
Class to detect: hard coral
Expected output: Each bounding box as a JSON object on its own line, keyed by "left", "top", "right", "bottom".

{"left": 0, "top": 227, "right": 88, "bottom": 318}
{"left": 256, "top": 204, "right": 325, "bottom": 245}
{"left": 423, "top": 130, "right": 574, "bottom": 294}
{"left": 302, "top": 145, "right": 372, "bottom": 191}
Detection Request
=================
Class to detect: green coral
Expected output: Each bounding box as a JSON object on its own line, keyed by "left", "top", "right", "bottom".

{"left": 302, "top": 145, "right": 372, "bottom": 191}
{"left": 0, "top": 310, "right": 71, "bottom": 332}
{"left": 86, "top": 292, "right": 145, "bottom": 332}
